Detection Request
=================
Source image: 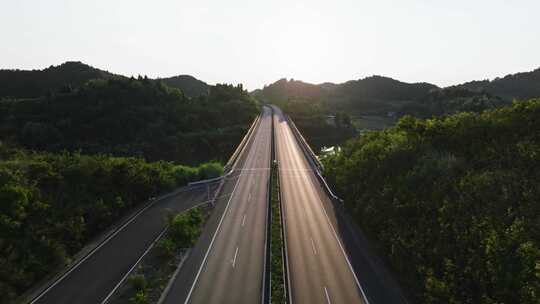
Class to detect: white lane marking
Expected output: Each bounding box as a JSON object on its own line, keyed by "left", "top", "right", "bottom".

{"left": 324, "top": 286, "right": 332, "bottom": 304}
{"left": 248, "top": 192, "right": 251, "bottom": 201}
{"left": 101, "top": 227, "right": 168, "bottom": 303}
{"left": 232, "top": 247, "right": 239, "bottom": 268}
{"left": 241, "top": 214, "right": 246, "bottom": 227}
{"left": 183, "top": 178, "right": 242, "bottom": 304}
{"left": 236, "top": 168, "right": 270, "bottom": 171}
{"left": 311, "top": 238, "right": 317, "bottom": 255}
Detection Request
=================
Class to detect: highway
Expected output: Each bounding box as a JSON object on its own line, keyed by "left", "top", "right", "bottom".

{"left": 30, "top": 183, "right": 218, "bottom": 304}
{"left": 162, "top": 106, "right": 272, "bottom": 304}
{"left": 273, "top": 106, "right": 368, "bottom": 304}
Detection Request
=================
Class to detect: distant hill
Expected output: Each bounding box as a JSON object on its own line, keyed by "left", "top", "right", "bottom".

{"left": 262, "top": 78, "right": 325, "bottom": 103}
{"left": 328, "top": 76, "right": 438, "bottom": 114}
{"left": 455, "top": 67, "right": 540, "bottom": 100}
{"left": 159, "top": 75, "right": 210, "bottom": 98}
{"left": 260, "top": 68, "right": 540, "bottom": 117}
{"left": 261, "top": 76, "right": 439, "bottom": 115}
{"left": 399, "top": 87, "right": 510, "bottom": 118}
{"left": 0, "top": 61, "right": 212, "bottom": 100}
{"left": 0, "top": 61, "right": 116, "bottom": 98}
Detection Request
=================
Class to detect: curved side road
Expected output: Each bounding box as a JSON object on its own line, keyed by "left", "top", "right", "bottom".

{"left": 30, "top": 184, "right": 217, "bottom": 304}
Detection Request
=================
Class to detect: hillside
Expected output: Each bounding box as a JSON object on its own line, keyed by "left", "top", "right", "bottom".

{"left": 0, "top": 61, "right": 213, "bottom": 100}
{"left": 159, "top": 75, "right": 210, "bottom": 98}
{"left": 456, "top": 67, "right": 540, "bottom": 100}
{"left": 399, "top": 87, "right": 510, "bottom": 118}
{"left": 261, "top": 76, "right": 439, "bottom": 115}
{"left": 0, "top": 61, "right": 116, "bottom": 99}
{"left": 323, "top": 99, "right": 540, "bottom": 303}
{"left": 329, "top": 76, "right": 438, "bottom": 114}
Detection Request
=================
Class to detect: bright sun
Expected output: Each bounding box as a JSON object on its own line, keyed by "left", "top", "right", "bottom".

{"left": 271, "top": 21, "right": 331, "bottom": 76}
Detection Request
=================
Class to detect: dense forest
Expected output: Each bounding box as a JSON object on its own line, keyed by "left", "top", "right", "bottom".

{"left": 0, "top": 144, "right": 222, "bottom": 301}
{"left": 322, "top": 99, "right": 540, "bottom": 303}
{"left": 0, "top": 77, "right": 259, "bottom": 165}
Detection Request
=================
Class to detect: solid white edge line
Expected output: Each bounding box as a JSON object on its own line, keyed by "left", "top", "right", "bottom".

{"left": 324, "top": 286, "right": 332, "bottom": 304}
{"left": 316, "top": 180, "right": 371, "bottom": 304}
{"left": 232, "top": 247, "right": 239, "bottom": 268}
{"left": 183, "top": 173, "right": 242, "bottom": 304}
{"left": 311, "top": 238, "right": 317, "bottom": 255}
{"left": 101, "top": 227, "right": 168, "bottom": 304}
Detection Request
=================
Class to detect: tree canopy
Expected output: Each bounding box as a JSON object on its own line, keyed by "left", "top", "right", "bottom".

{"left": 322, "top": 99, "right": 540, "bottom": 303}
{"left": 0, "top": 77, "right": 259, "bottom": 165}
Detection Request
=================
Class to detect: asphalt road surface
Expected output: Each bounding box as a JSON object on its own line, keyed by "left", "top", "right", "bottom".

{"left": 273, "top": 106, "right": 368, "bottom": 304}
{"left": 162, "top": 106, "right": 272, "bottom": 304}
{"left": 31, "top": 183, "right": 219, "bottom": 304}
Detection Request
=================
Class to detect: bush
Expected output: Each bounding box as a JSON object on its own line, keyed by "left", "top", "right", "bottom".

{"left": 129, "top": 290, "right": 148, "bottom": 304}
{"left": 168, "top": 209, "right": 204, "bottom": 248}
{"left": 128, "top": 274, "right": 147, "bottom": 292}
{"left": 156, "top": 237, "right": 176, "bottom": 259}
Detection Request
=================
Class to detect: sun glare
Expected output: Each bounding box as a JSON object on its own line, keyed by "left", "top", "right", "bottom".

{"left": 271, "top": 21, "right": 332, "bottom": 78}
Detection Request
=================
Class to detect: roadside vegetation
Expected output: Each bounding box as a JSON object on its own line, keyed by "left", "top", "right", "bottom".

{"left": 109, "top": 208, "right": 206, "bottom": 304}
{"left": 270, "top": 161, "right": 286, "bottom": 303}
{"left": 0, "top": 63, "right": 259, "bottom": 302}
{"left": 0, "top": 77, "right": 259, "bottom": 165}
{"left": 0, "top": 145, "right": 221, "bottom": 302}
{"left": 322, "top": 99, "right": 540, "bottom": 303}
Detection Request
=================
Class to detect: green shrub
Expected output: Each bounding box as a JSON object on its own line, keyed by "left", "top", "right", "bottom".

{"left": 128, "top": 274, "right": 147, "bottom": 292}
{"left": 129, "top": 290, "right": 148, "bottom": 304}
{"left": 156, "top": 237, "right": 176, "bottom": 259}
{"left": 168, "top": 209, "right": 203, "bottom": 248}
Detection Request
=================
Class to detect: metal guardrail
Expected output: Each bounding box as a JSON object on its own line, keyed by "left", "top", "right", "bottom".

{"left": 224, "top": 114, "right": 261, "bottom": 172}
{"left": 285, "top": 115, "right": 344, "bottom": 204}
{"left": 286, "top": 115, "right": 324, "bottom": 171}
{"left": 188, "top": 175, "right": 223, "bottom": 187}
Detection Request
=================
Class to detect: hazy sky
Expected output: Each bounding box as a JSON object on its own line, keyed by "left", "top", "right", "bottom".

{"left": 1, "top": 0, "right": 539, "bottom": 90}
